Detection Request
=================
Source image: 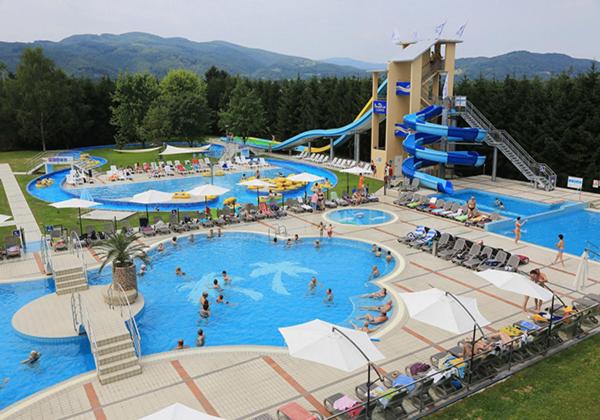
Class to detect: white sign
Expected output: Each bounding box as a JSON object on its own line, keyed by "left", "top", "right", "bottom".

{"left": 593, "top": 179, "right": 599, "bottom": 189}
{"left": 567, "top": 176, "right": 583, "bottom": 190}
{"left": 46, "top": 156, "right": 73, "bottom": 164}
{"left": 455, "top": 96, "right": 467, "bottom": 107}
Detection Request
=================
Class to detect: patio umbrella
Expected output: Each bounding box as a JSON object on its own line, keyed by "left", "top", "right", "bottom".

{"left": 287, "top": 172, "right": 324, "bottom": 200}
{"left": 238, "top": 179, "right": 276, "bottom": 206}
{"left": 0, "top": 214, "right": 12, "bottom": 224}
{"left": 188, "top": 184, "right": 230, "bottom": 207}
{"left": 573, "top": 249, "right": 589, "bottom": 292}
{"left": 129, "top": 189, "right": 173, "bottom": 218}
{"left": 397, "top": 288, "right": 490, "bottom": 335}
{"left": 50, "top": 198, "right": 101, "bottom": 233}
{"left": 140, "top": 403, "right": 223, "bottom": 420}
{"left": 341, "top": 166, "right": 373, "bottom": 194}
{"left": 476, "top": 270, "right": 553, "bottom": 301}
{"left": 279, "top": 319, "right": 384, "bottom": 418}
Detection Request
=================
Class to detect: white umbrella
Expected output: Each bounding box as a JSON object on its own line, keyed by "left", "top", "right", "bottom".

{"left": 129, "top": 189, "right": 173, "bottom": 218}
{"left": 397, "top": 288, "right": 490, "bottom": 335}
{"left": 279, "top": 319, "right": 384, "bottom": 418}
{"left": 50, "top": 198, "right": 101, "bottom": 233}
{"left": 279, "top": 319, "right": 384, "bottom": 372}
{"left": 341, "top": 166, "right": 372, "bottom": 194}
{"left": 287, "top": 172, "right": 324, "bottom": 200}
{"left": 0, "top": 214, "right": 12, "bottom": 224}
{"left": 574, "top": 249, "right": 589, "bottom": 292}
{"left": 476, "top": 270, "right": 553, "bottom": 301}
{"left": 140, "top": 403, "right": 223, "bottom": 420}
{"left": 188, "top": 184, "right": 230, "bottom": 197}
{"left": 238, "top": 179, "right": 276, "bottom": 205}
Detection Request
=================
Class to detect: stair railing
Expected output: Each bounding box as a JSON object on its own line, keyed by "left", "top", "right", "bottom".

{"left": 40, "top": 233, "right": 53, "bottom": 274}
{"left": 70, "top": 292, "right": 99, "bottom": 366}
{"left": 70, "top": 231, "right": 88, "bottom": 283}
{"left": 107, "top": 282, "right": 142, "bottom": 359}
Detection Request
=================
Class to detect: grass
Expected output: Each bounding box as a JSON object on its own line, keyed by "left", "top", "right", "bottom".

{"left": 0, "top": 150, "right": 40, "bottom": 172}
{"left": 0, "top": 181, "right": 14, "bottom": 239}
{"left": 435, "top": 333, "right": 600, "bottom": 420}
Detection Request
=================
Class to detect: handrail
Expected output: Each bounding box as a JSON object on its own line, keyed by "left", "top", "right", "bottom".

{"left": 267, "top": 224, "right": 288, "bottom": 239}
{"left": 107, "top": 282, "right": 142, "bottom": 359}
{"left": 70, "top": 231, "right": 88, "bottom": 283}
{"left": 40, "top": 233, "right": 53, "bottom": 274}
{"left": 70, "top": 292, "right": 99, "bottom": 366}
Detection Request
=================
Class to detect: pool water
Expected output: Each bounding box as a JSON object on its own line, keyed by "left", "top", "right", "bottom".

{"left": 434, "top": 188, "right": 567, "bottom": 219}
{"left": 327, "top": 209, "right": 395, "bottom": 226}
{"left": 0, "top": 232, "right": 395, "bottom": 409}
{"left": 27, "top": 158, "right": 336, "bottom": 212}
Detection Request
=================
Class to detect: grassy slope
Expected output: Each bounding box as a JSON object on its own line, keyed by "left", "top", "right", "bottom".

{"left": 0, "top": 151, "right": 40, "bottom": 172}
{"left": 435, "top": 333, "right": 600, "bottom": 420}
{"left": 0, "top": 181, "right": 14, "bottom": 239}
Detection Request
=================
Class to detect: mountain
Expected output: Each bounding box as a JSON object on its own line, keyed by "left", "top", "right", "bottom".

{"left": 0, "top": 32, "right": 364, "bottom": 79}
{"left": 455, "top": 51, "right": 598, "bottom": 79}
{"left": 321, "top": 57, "right": 384, "bottom": 71}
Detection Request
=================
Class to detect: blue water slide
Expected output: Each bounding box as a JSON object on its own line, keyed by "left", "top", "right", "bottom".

{"left": 400, "top": 105, "right": 487, "bottom": 194}
{"left": 244, "top": 79, "right": 389, "bottom": 151}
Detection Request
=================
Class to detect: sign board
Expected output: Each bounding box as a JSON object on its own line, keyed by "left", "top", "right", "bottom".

{"left": 593, "top": 179, "right": 599, "bottom": 189}
{"left": 12, "top": 229, "right": 21, "bottom": 238}
{"left": 372, "top": 100, "right": 387, "bottom": 115}
{"left": 46, "top": 156, "right": 73, "bottom": 165}
{"left": 454, "top": 96, "right": 467, "bottom": 107}
{"left": 567, "top": 176, "right": 584, "bottom": 190}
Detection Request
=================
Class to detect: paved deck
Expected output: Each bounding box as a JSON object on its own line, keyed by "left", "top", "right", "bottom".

{"left": 12, "top": 285, "right": 145, "bottom": 339}
{"left": 81, "top": 210, "right": 136, "bottom": 221}
{"left": 0, "top": 163, "right": 41, "bottom": 243}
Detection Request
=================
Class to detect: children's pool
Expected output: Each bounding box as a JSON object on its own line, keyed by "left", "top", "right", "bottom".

{"left": 0, "top": 232, "right": 395, "bottom": 409}
{"left": 27, "top": 158, "right": 336, "bottom": 212}
{"left": 326, "top": 209, "right": 395, "bottom": 226}
{"left": 434, "top": 188, "right": 568, "bottom": 219}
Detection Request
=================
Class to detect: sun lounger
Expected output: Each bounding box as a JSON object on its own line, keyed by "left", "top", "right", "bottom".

{"left": 463, "top": 246, "right": 494, "bottom": 269}
{"left": 276, "top": 402, "right": 322, "bottom": 420}
{"left": 452, "top": 242, "right": 481, "bottom": 264}
{"left": 398, "top": 225, "right": 427, "bottom": 244}
{"left": 5, "top": 236, "right": 22, "bottom": 258}
{"left": 504, "top": 254, "right": 521, "bottom": 272}
{"left": 477, "top": 250, "right": 509, "bottom": 271}
{"left": 438, "top": 238, "right": 467, "bottom": 260}
{"left": 330, "top": 191, "right": 349, "bottom": 207}
{"left": 410, "top": 229, "right": 438, "bottom": 249}
{"left": 153, "top": 218, "right": 171, "bottom": 234}
{"left": 323, "top": 393, "right": 366, "bottom": 418}
{"left": 431, "top": 200, "right": 452, "bottom": 215}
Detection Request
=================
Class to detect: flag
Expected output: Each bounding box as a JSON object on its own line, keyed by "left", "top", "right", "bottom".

{"left": 456, "top": 22, "right": 468, "bottom": 38}
{"left": 442, "top": 74, "right": 449, "bottom": 99}
{"left": 434, "top": 21, "right": 446, "bottom": 39}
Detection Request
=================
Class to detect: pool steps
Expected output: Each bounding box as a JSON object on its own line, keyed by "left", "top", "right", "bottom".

{"left": 52, "top": 254, "right": 89, "bottom": 295}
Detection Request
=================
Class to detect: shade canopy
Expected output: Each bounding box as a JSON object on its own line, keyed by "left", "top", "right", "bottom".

{"left": 573, "top": 249, "right": 589, "bottom": 292}
{"left": 159, "top": 144, "right": 210, "bottom": 156}
{"left": 279, "top": 319, "right": 384, "bottom": 372}
{"left": 341, "top": 166, "right": 373, "bottom": 175}
{"left": 287, "top": 172, "right": 324, "bottom": 183}
{"left": 128, "top": 190, "right": 173, "bottom": 204}
{"left": 113, "top": 146, "right": 162, "bottom": 153}
{"left": 476, "top": 270, "right": 553, "bottom": 301}
{"left": 50, "top": 198, "right": 101, "bottom": 209}
{"left": 238, "top": 179, "right": 276, "bottom": 188}
{"left": 188, "top": 184, "right": 230, "bottom": 197}
{"left": 0, "top": 214, "right": 12, "bottom": 224}
{"left": 397, "top": 288, "right": 490, "bottom": 334}
{"left": 140, "top": 403, "right": 223, "bottom": 420}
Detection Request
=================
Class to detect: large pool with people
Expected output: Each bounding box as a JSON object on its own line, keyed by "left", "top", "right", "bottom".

{"left": 27, "top": 157, "right": 336, "bottom": 212}
{"left": 0, "top": 232, "right": 396, "bottom": 409}
{"left": 326, "top": 208, "right": 396, "bottom": 226}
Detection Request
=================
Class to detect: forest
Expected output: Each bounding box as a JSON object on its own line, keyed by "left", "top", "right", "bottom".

{"left": 0, "top": 48, "right": 598, "bottom": 188}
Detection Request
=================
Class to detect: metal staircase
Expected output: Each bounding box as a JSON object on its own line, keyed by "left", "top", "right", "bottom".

{"left": 457, "top": 100, "right": 557, "bottom": 191}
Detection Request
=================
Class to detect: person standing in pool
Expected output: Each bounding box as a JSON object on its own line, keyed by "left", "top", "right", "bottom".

{"left": 222, "top": 270, "right": 231, "bottom": 284}
{"left": 370, "top": 265, "right": 380, "bottom": 279}
{"left": 200, "top": 301, "right": 211, "bottom": 321}
{"left": 324, "top": 288, "right": 334, "bottom": 304}
{"left": 212, "top": 279, "right": 223, "bottom": 291}
{"left": 314, "top": 240, "right": 321, "bottom": 248}
{"left": 514, "top": 217, "right": 526, "bottom": 244}
{"left": 553, "top": 234, "right": 565, "bottom": 267}
{"left": 196, "top": 329, "right": 205, "bottom": 347}
{"left": 308, "top": 277, "right": 319, "bottom": 293}
{"left": 326, "top": 224, "right": 333, "bottom": 238}
{"left": 318, "top": 222, "right": 325, "bottom": 238}
{"left": 386, "top": 251, "right": 393, "bottom": 263}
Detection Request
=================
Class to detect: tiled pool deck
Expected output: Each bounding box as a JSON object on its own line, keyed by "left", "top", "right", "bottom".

{"left": 2, "top": 175, "right": 600, "bottom": 419}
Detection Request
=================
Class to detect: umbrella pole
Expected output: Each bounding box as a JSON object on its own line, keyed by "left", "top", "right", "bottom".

{"left": 546, "top": 294, "right": 556, "bottom": 348}
{"left": 256, "top": 189, "right": 260, "bottom": 206}
{"left": 78, "top": 208, "right": 83, "bottom": 234}
{"left": 145, "top": 204, "right": 149, "bottom": 219}
{"left": 366, "top": 363, "right": 371, "bottom": 419}
{"left": 346, "top": 173, "right": 349, "bottom": 194}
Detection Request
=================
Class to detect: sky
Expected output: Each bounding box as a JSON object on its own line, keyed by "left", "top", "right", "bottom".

{"left": 0, "top": 0, "right": 598, "bottom": 62}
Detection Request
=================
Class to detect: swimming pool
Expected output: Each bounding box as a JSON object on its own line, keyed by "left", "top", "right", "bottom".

{"left": 27, "top": 158, "right": 336, "bottom": 212}
{"left": 0, "top": 232, "right": 395, "bottom": 409}
{"left": 434, "top": 188, "right": 568, "bottom": 219}
{"left": 326, "top": 209, "right": 396, "bottom": 226}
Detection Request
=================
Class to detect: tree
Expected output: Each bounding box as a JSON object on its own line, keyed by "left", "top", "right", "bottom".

{"left": 8, "top": 48, "right": 70, "bottom": 151}
{"left": 218, "top": 80, "right": 266, "bottom": 142}
{"left": 205, "top": 66, "right": 234, "bottom": 133}
{"left": 142, "top": 69, "right": 209, "bottom": 146}
{"left": 111, "top": 73, "right": 159, "bottom": 148}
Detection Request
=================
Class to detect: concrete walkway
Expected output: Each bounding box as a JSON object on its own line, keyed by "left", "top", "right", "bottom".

{"left": 0, "top": 163, "right": 41, "bottom": 244}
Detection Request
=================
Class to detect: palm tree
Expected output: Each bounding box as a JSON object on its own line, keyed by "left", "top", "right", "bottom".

{"left": 249, "top": 261, "right": 316, "bottom": 295}
{"left": 96, "top": 232, "right": 149, "bottom": 304}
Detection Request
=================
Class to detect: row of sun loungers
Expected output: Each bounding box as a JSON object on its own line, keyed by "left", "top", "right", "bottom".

{"left": 294, "top": 151, "right": 372, "bottom": 171}
{"left": 398, "top": 225, "right": 524, "bottom": 272}
{"left": 394, "top": 192, "right": 500, "bottom": 229}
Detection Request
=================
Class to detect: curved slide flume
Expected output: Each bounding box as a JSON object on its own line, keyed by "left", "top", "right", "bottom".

{"left": 401, "top": 105, "right": 487, "bottom": 194}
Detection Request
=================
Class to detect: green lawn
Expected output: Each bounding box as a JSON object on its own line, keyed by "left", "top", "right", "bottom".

{"left": 0, "top": 150, "right": 40, "bottom": 172}
{"left": 435, "top": 333, "right": 600, "bottom": 420}
{"left": 0, "top": 181, "right": 14, "bottom": 239}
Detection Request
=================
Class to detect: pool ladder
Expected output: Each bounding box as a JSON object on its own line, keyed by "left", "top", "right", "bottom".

{"left": 267, "top": 224, "right": 288, "bottom": 239}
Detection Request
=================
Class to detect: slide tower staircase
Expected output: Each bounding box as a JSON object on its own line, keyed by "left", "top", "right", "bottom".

{"left": 456, "top": 100, "right": 557, "bottom": 191}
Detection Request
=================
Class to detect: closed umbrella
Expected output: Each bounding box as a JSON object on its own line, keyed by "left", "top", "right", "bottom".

{"left": 238, "top": 179, "right": 275, "bottom": 206}
{"left": 287, "top": 172, "right": 324, "bottom": 200}
{"left": 129, "top": 189, "right": 173, "bottom": 218}
{"left": 140, "top": 403, "right": 223, "bottom": 420}
{"left": 341, "top": 166, "right": 373, "bottom": 194}
{"left": 0, "top": 214, "right": 12, "bottom": 224}
{"left": 476, "top": 270, "right": 553, "bottom": 301}
{"left": 573, "top": 249, "right": 589, "bottom": 292}
{"left": 279, "top": 319, "right": 384, "bottom": 418}
{"left": 50, "top": 198, "right": 101, "bottom": 233}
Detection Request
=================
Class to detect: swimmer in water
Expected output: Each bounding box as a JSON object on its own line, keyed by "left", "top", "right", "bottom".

{"left": 171, "top": 236, "right": 177, "bottom": 245}
{"left": 21, "top": 350, "right": 41, "bottom": 365}
{"left": 222, "top": 270, "right": 231, "bottom": 284}
{"left": 308, "top": 276, "right": 319, "bottom": 293}
{"left": 314, "top": 240, "right": 321, "bottom": 249}
{"left": 371, "top": 244, "right": 377, "bottom": 253}
{"left": 286, "top": 238, "right": 293, "bottom": 247}
{"left": 371, "top": 265, "right": 380, "bottom": 278}
{"left": 324, "top": 288, "right": 334, "bottom": 304}
{"left": 375, "top": 247, "right": 382, "bottom": 257}
{"left": 200, "top": 291, "right": 209, "bottom": 306}
{"left": 157, "top": 243, "right": 164, "bottom": 252}
{"left": 386, "top": 251, "right": 393, "bottom": 263}
{"left": 175, "top": 267, "right": 185, "bottom": 276}
{"left": 216, "top": 294, "right": 229, "bottom": 304}
{"left": 212, "top": 279, "right": 223, "bottom": 291}
{"left": 139, "top": 264, "right": 147, "bottom": 276}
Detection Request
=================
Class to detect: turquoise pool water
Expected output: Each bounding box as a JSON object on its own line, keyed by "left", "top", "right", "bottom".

{"left": 0, "top": 232, "right": 394, "bottom": 409}
{"left": 327, "top": 209, "right": 395, "bottom": 225}
{"left": 434, "top": 188, "right": 567, "bottom": 219}
{"left": 27, "top": 158, "right": 336, "bottom": 212}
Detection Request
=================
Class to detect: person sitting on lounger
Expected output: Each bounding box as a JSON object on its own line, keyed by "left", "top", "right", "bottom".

{"left": 360, "top": 311, "right": 388, "bottom": 325}
{"left": 362, "top": 288, "right": 387, "bottom": 299}
{"left": 351, "top": 321, "right": 379, "bottom": 334}
{"left": 467, "top": 196, "right": 477, "bottom": 218}
{"left": 21, "top": 350, "right": 41, "bottom": 365}
{"left": 360, "top": 300, "right": 393, "bottom": 313}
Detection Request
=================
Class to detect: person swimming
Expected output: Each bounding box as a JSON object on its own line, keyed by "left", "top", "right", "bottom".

{"left": 216, "top": 294, "right": 229, "bottom": 304}
{"left": 308, "top": 277, "right": 319, "bottom": 293}
{"left": 286, "top": 238, "right": 293, "bottom": 247}
{"left": 360, "top": 300, "right": 393, "bottom": 313}
{"left": 212, "top": 279, "right": 223, "bottom": 291}
{"left": 371, "top": 244, "right": 377, "bottom": 253}
{"left": 314, "top": 240, "right": 321, "bottom": 249}
{"left": 189, "top": 233, "right": 194, "bottom": 242}
{"left": 375, "top": 247, "right": 382, "bottom": 257}
{"left": 157, "top": 243, "right": 164, "bottom": 252}
{"left": 294, "top": 234, "right": 300, "bottom": 242}
{"left": 222, "top": 270, "right": 231, "bottom": 284}
{"left": 370, "top": 265, "right": 380, "bottom": 278}
{"left": 207, "top": 229, "right": 214, "bottom": 239}
{"left": 139, "top": 264, "right": 147, "bottom": 276}
{"left": 200, "top": 291, "right": 209, "bottom": 306}
{"left": 362, "top": 288, "right": 387, "bottom": 299}
{"left": 171, "top": 236, "right": 177, "bottom": 245}
{"left": 21, "top": 350, "right": 41, "bottom": 365}
{"left": 175, "top": 339, "right": 189, "bottom": 350}
{"left": 200, "top": 302, "right": 211, "bottom": 319}
{"left": 324, "top": 288, "right": 334, "bottom": 303}
{"left": 175, "top": 267, "right": 185, "bottom": 276}
{"left": 495, "top": 198, "right": 505, "bottom": 210}
{"left": 273, "top": 237, "right": 278, "bottom": 244}
{"left": 360, "top": 311, "right": 388, "bottom": 325}
{"left": 196, "top": 329, "right": 205, "bottom": 347}
{"left": 385, "top": 251, "right": 393, "bottom": 263}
